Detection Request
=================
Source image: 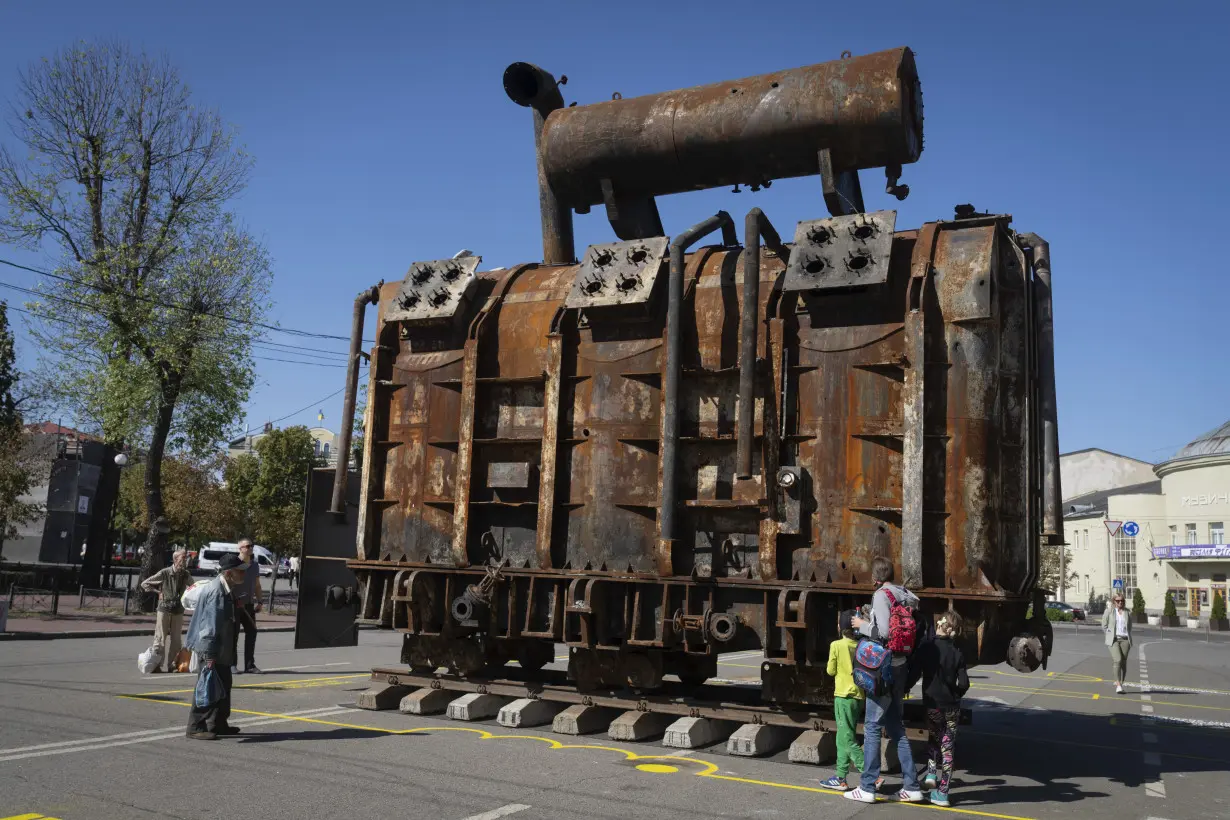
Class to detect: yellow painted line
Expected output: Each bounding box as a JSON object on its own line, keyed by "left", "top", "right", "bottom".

{"left": 2, "top": 814, "right": 51, "bottom": 820}
{"left": 972, "top": 682, "right": 1230, "bottom": 713}
{"left": 120, "top": 693, "right": 1036, "bottom": 820}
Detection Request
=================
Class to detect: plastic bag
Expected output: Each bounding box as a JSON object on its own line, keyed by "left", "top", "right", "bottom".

{"left": 193, "top": 664, "right": 226, "bottom": 709}
{"left": 189, "top": 651, "right": 201, "bottom": 674}
{"left": 181, "top": 580, "right": 207, "bottom": 612}
{"left": 137, "top": 644, "right": 163, "bottom": 675}
{"left": 173, "top": 647, "right": 192, "bottom": 673}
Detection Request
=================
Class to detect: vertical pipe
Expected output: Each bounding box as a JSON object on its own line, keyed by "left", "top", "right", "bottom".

{"left": 503, "top": 62, "right": 575, "bottom": 265}
{"left": 331, "top": 285, "right": 381, "bottom": 517}
{"left": 738, "top": 208, "right": 786, "bottom": 480}
{"left": 661, "top": 212, "right": 735, "bottom": 550}
{"left": 1019, "top": 233, "right": 1061, "bottom": 542}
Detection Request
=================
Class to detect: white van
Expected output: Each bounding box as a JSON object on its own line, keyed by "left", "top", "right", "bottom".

{"left": 197, "top": 541, "right": 277, "bottom": 577}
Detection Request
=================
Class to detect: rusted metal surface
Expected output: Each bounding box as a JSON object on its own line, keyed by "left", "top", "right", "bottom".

{"left": 334, "top": 47, "right": 1060, "bottom": 713}
{"left": 538, "top": 48, "right": 922, "bottom": 210}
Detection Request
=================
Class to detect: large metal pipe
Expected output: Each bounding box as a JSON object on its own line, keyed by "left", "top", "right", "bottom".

{"left": 661, "top": 212, "right": 738, "bottom": 550}
{"left": 504, "top": 62, "right": 575, "bottom": 266}
{"left": 331, "top": 284, "right": 382, "bottom": 517}
{"left": 1018, "top": 233, "right": 1062, "bottom": 543}
{"left": 540, "top": 47, "right": 922, "bottom": 209}
{"left": 737, "top": 208, "right": 786, "bottom": 480}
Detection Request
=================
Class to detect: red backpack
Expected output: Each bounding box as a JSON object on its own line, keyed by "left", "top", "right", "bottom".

{"left": 883, "top": 588, "right": 918, "bottom": 654}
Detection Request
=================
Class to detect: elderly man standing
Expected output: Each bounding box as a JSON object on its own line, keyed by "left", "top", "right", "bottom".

{"left": 140, "top": 548, "right": 194, "bottom": 673}
{"left": 232, "top": 539, "right": 263, "bottom": 674}
{"left": 185, "top": 553, "right": 246, "bottom": 740}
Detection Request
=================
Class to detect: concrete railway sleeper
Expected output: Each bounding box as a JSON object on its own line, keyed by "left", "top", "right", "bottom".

{"left": 361, "top": 665, "right": 959, "bottom": 745}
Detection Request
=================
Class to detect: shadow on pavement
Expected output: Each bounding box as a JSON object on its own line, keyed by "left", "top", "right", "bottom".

{"left": 237, "top": 726, "right": 394, "bottom": 743}
{"left": 949, "top": 704, "right": 1229, "bottom": 807}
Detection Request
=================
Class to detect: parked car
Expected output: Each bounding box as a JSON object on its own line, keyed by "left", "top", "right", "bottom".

{"left": 1046, "top": 600, "right": 1086, "bottom": 621}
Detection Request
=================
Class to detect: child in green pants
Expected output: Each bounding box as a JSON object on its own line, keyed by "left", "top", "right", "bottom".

{"left": 821, "top": 610, "right": 866, "bottom": 790}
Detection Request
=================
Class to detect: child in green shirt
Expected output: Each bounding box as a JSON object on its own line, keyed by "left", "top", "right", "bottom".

{"left": 822, "top": 610, "right": 866, "bottom": 790}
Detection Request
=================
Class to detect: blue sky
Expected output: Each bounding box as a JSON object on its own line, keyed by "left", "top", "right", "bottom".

{"left": 1, "top": 0, "right": 1227, "bottom": 464}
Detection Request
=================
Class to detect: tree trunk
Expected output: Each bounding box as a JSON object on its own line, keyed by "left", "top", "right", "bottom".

{"left": 138, "top": 382, "right": 179, "bottom": 612}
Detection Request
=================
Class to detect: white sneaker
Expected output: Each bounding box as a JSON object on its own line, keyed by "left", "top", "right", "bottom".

{"left": 843, "top": 788, "right": 877, "bottom": 804}
{"left": 1116, "top": 684, "right": 1124, "bottom": 694}
{"left": 897, "top": 790, "right": 925, "bottom": 803}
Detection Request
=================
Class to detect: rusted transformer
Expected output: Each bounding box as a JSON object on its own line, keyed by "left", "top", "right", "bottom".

{"left": 331, "top": 47, "right": 1058, "bottom": 706}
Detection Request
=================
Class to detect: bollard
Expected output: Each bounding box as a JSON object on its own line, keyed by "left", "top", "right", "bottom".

{"left": 268, "top": 575, "right": 277, "bottom": 614}
{"left": 79, "top": 586, "right": 85, "bottom": 609}
{"left": 51, "top": 577, "right": 60, "bottom": 616}
{"left": 123, "top": 583, "right": 131, "bottom": 616}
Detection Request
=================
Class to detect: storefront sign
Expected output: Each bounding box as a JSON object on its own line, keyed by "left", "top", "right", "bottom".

{"left": 1181, "top": 492, "right": 1229, "bottom": 507}
{"left": 1152, "top": 544, "right": 1230, "bottom": 559}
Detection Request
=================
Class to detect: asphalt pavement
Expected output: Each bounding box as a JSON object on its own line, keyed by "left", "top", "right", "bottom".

{"left": 2, "top": 625, "right": 1228, "bottom": 819}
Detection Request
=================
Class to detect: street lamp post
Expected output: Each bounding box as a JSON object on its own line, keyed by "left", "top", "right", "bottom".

{"left": 103, "top": 451, "right": 130, "bottom": 589}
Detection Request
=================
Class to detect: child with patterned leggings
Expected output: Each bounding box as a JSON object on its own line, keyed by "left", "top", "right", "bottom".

{"left": 914, "top": 610, "right": 970, "bottom": 806}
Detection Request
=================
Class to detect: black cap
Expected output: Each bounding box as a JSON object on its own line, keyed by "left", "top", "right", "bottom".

{"left": 839, "top": 609, "right": 855, "bottom": 632}
{"left": 218, "top": 554, "right": 243, "bottom": 571}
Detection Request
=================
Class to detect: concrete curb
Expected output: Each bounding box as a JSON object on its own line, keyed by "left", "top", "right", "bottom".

{"left": 0, "top": 625, "right": 297, "bottom": 641}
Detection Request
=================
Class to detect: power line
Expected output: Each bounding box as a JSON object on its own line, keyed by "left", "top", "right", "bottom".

{"left": 236, "top": 372, "right": 366, "bottom": 437}
{"left": 0, "top": 256, "right": 376, "bottom": 343}
{"left": 3, "top": 300, "right": 351, "bottom": 370}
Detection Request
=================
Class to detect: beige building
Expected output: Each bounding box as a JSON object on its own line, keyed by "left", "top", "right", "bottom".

{"left": 1061, "top": 422, "right": 1230, "bottom": 619}
{"left": 227, "top": 423, "right": 340, "bottom": 467}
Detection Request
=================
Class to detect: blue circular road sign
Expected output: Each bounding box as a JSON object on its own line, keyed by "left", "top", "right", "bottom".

{"left": 1123, "top": 521, "right": 1140, "bottom": 537}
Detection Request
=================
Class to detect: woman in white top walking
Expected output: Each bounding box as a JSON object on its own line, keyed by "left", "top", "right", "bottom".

{"left": 1101, "top": 592, "right": 1133, "bottom": 693}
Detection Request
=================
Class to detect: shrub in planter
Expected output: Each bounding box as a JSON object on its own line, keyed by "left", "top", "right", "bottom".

{"left": 1044, "top": 607, "right": 1074, "bottom": 623}
{"left": 1211, "top": 591, "right": 1229, "bottom": 631}
{"left": 1132, "top": 588, "right": 1149, "bottom": 623}
{"left": 1161, "top": 591, "right": 1181, "bottom": 627}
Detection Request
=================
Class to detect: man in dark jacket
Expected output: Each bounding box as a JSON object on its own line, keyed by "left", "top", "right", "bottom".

{"left": 847, "top": 557, "right": 923, "bottom": 804}
{"left": 184, "top": 554, "right": 246, "bottom": 740}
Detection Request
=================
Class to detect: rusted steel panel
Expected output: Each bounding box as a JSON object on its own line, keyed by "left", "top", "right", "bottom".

{"left": 540, "top": 48, "right": 922, "bottom": 208}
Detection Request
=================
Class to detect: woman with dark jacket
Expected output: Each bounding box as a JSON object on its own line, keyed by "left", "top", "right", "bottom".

{"left": 911, "top": 610, "right": 970, "bottom": 807}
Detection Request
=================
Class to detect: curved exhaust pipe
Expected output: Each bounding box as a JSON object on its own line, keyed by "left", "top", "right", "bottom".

{"left": 331, "top": 284, "right": 382, "bottom": 517}
{"left": 504, "top": 62, "right": 575, "bottom": 266}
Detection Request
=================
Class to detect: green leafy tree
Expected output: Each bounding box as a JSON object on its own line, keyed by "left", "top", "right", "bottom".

{"left": 223, "top": 426, "right": 317, "bottom": 556}
{"left": 1163, "top": 590, "right": 1177, "bottom": 618}
{"left": 0, "top": 302, "right": 42, "bottom": 549}
{"left": 1132, "top": 587, "right": 1146, "bottom": 614}
{"left": 1213, "top": 590, "right": 1226, "bottom": 621}
{"left": 0, "top": 41, "right": 272, "bottom": 604}
{"left": 114, "top": 453, "right": 236, "bottom": 553}
{"left": 1038, "top": 543, "right": 1076, "bottom": 597}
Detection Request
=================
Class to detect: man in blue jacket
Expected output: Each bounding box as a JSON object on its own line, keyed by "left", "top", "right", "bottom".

{"left": 185, "top": 554, "right": 247, "bottom": 740}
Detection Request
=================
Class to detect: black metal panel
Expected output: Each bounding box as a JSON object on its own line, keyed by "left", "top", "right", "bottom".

{"left": 294, "top": 467, "right": 360, "bottom": 649}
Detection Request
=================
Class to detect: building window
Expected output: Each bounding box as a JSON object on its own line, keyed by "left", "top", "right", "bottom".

{"left": 1212, "top": 522, "right": 1225, "bottom": 545}
{"left": 323, "top": 442, "right": 330, "bottom": 460}
{"left": 1187, "top": 523, "right": 1198, "bottom": 545}
{"left": 313, "top": 440, "right": 321, "bottom": 456}
{"left": 1189, "top": 573, "right": 1200, "bottom": 583}
{"left": 1113, "top": 534, "right": 1137, "bottom": 597}
{"left": 1169, "top": 525, "right": 1178, "bottom": 546}
{"left": 1214, "top": 574, "right": 1227, "bottom": 583}
{"left": 1084, "top": 574, "right": 1090, "bottom": 595}
{"left": 1200, "top": 589, "right": 1210, "bottom": 606}
{"left": 1083, "top": 529, "right": 1089, "bottom": 549}
{"left": 1171, "top": 588, "right": 1188, "bottom": 607}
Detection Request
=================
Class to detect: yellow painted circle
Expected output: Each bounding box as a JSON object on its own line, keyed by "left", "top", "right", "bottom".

{"left": 636, "top": 763, "right": 679, "bottom": 774}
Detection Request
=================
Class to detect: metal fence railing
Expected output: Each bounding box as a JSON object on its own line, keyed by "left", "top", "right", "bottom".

{"left": 78, "top": 587, "right": 133, "bottom": 615}
{"left": 8, "top": 586, "right": 60, "bottom": 615}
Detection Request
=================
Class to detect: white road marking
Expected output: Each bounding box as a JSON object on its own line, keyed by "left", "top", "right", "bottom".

{"left": 0, "top": 706, "right": 353, "bottom": 763}
{"left": 458, "top": 804, "right": 531, "bottom": 820}
{"left": 1138, "top": 641, "right": 1165, "bottom": 799}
